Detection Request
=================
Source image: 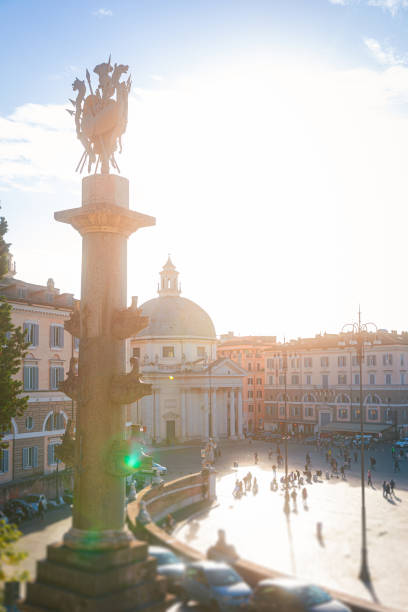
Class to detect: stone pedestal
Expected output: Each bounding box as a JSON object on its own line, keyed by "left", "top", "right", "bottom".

{"left": 23, "top": 175, "right": 165, "bottom": 611}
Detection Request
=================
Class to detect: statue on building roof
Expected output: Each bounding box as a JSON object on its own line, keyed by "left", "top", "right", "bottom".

{"left": 67, "top": 55, "right": 131, "bottom": 175}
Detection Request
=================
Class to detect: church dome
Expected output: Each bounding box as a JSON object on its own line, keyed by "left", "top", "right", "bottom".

{"left": 136, "top": 257, "right": 216, "bottom": 339}
{"left": 137, "top": 295, "right": 216, "bottom": 339}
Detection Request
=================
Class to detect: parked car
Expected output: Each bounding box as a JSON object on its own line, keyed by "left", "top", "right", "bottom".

{"left": 24, "top": 494, "right": 48, "bottom": 513}
{"left": 249, "top": 578, "right": 351, "bottom": 611}
{"left": 180, "top": 560, "right": 252, "bottom": 611}
{"left": 153, "top": 462, "right": 168, "bottom": 475}
{"left": 148, "top": 545, "right": 186, "bottom": 593}
{"left": 62, "top": 490, "right": 74, "bottom": 505}
{"left": 1, "top": 505, "right": 24, "bottom": 525}
{"left": 395, "top": 440, "right": 408, "bottom": 449}
{"left": 4, "top": 499, "right": 35, "bottom": 521}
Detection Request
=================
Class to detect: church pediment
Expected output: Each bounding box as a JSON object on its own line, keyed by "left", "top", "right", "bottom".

{"left": 207, "top": 358, "right": 247, "bottom": 376}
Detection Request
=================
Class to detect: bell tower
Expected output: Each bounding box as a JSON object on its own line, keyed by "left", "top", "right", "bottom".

{"left": 158, "top": 255, "right": 181, "bottom": 297}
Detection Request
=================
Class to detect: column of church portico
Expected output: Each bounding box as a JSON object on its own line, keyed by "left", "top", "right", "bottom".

{"left": 204, "top": 391, "right": 210, "bottom": 439}
{"left": 154, "top": 389, "right": 161, "bottom": 442}
{"left": 237, "top": 388, "right": 243, "bottom": 438}
{"left": 229, "top": 389, "right": 236, "bottom": 438}
{"left": 211, "top": 389, "right": 217, "bottom": 438}
{"left": 181, "top": 389, "right": 187, "bottom": 440}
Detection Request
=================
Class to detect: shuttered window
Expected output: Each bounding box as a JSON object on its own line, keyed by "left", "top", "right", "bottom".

{"left": 23, "top": 322, "right": 39, "bottom": 346}
{"left": 49, "top": 366, "right": 65, "bottom": 390}
{"left": 0, "top": 450, "right": 9, "bottom": 473}
{"left": 47, "top": 443, "right": 59, "bottom": 465}
{"left": 23, "top": 365, "right": 39, "bottom": 390}
{"left": 45, "top": 413, "right": 65, "bottom": 431}
{"left": 22, "top": 446, "right": 38, "bottom": 469}
{"left": 50, "top": 325, "right": 64, "bottom": 348}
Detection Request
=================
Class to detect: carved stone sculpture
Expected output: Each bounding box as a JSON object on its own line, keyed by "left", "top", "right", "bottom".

{"left": 67, "top": 55, "right": 131, "bottom": 175}
{"left": 110, "top": 357, "right": 152, "bottom": 404}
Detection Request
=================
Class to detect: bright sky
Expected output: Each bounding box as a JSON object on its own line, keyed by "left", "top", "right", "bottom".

{"left": 1, "top": 0, "right": 408, "bottom": 340}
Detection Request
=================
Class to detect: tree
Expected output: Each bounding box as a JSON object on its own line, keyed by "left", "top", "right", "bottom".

{"left": 0, "top": 213, "right": 29, "bottom": 443}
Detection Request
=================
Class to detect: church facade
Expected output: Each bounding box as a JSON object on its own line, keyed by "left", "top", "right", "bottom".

{"left": 129, "top": 258, "right": 246, "bottom": 443}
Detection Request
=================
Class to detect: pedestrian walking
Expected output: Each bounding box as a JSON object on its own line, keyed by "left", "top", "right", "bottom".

{"left": 394, "top": 459, "right": 400, "bottom": 473}
{"left": 254, "top": 452, "right": 258, "bottom": 465}
{"left": 340, "top": 465, "right": 346, "bottom": 480}
{"left": 354, "top": 451, "right": 358, "bottom": 462}
{"left": 382, "top": 481, "right": 387, "bottom": 497}
{"left": 268, "top": 449, "right": 273, "bottom": 460}
{"left": 272, "top": 464, "right": 276, "bottom": 477}
{"left": 291, "top": 489, "right": 297, "bottom": 506}
{"left": 390, "top": 479, "right": 395, "bottom": 495}
{"left": 38, "top": 498, "right": 45, "bottom": 520}
{"left": 302, "top": 487, "right": 308, "bottom": 505}
{"left": 325, "top": 451, "right": 329, "bottom": 463}
{"left": 385, "top": 482, "right": 391, "bottom": 499}
{"left": 391, "top": 446, "right": 395, "bottom": 457}
{"left": 367, "top": 469, "right": 372, "bottom": 487}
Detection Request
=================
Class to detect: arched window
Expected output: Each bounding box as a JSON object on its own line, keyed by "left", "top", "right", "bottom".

{"left": 303, "top": 393, "right": 315, "bottom": 403}
{"left": 44, "top": 412, "right": 66, "bottom": 431}
{"left": 336, "top": 394, "right": 350, "bottom": 404}
{"left": 366, "top": 394, "right": 380, "bottom": 405}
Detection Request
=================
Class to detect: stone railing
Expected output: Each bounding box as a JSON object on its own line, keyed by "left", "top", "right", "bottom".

{"left": 127, "top": 473, "right": 402, "bottom": 612}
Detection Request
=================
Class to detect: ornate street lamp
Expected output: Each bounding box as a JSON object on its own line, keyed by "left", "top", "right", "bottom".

{"left": 341, "top": 309, "right": 377, "bottom": 584}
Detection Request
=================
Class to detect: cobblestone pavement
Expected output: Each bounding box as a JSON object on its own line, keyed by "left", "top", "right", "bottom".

{"left": 174, "top": 439, "right": 408, "bottom": 610}
{"left": 14, "top": 440, "right": 408, "bottom": 609}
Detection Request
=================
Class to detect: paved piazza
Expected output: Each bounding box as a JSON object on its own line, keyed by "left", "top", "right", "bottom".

{"left": 174, "top": 440, "right": 408, "bottom": 610}
{"left": 15, "top": 440, "right": 407, "bottom": 609}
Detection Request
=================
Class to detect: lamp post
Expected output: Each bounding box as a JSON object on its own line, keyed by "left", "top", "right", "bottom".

{"left": 342, "top": 309, "right": 377, "bottom": 584}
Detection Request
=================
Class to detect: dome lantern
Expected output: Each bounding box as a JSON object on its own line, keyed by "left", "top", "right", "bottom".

{"left": 158, "top": 255, "right": 181, "bottom": 297}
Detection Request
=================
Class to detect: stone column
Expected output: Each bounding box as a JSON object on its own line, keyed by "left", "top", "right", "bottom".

{"left": 181, "top": 389, "right": 187, "bottom": 440}
{"left": 154, "top": 389, "right": 161, "bottom": 443}
{"left": 237, "top": 388, "right": 243, "bottom": 438}
{"left": 25, "top": 175, "right": 167, "bottom": 611}
{"left": 203, "top": 390, "right": 209, "bottom": 439}
{"left": 229, "top": 389, "right": 236, "bottom": 438}
{"left": 211, "top": 388, "right": 217, "bottom": 438}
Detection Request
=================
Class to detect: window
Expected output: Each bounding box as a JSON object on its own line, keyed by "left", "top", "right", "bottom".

{"left": 74, "top": 337, "right": 80, "bottom": 350}
{"left": 50, "top": 366, "right": 65, "bottom": 390}
{"left": 306, "top": 374, "right": 312, "bottom": 385}
{"left": 279, "top": 406, "right": 285, "bottom": 416}
{"left": 256, "top": 377, "right": 262, "bottom": 385}
{"left": 0, "top": 449, "right": 9, "bottom": 473}
{"left": 25, "top": 416, "right": 33, "bottom": 431}
{"left": 247, "top": 377, "right": 253, "bottom": 385}
{"left": 266, "top": 358, "right": 274, "bottom": 369}
{"left": 248, "top": 405, "right": 254, "bottom": 413}
{"left": 385, "top": 374, "right": 392, "bottom": 385}
{"left": 291, "top": 375, "right": 299, "bottom": 384}
{"left": 258, "top": 404, "right": 262, "bottom": 412}
{"left": 367, "top": 355, "right": 376, "bottom": 366}
{"left": 247, "top": 391, "right": 253, "bottom": 399}
{"left": 305, "top": 406, "right": 314, "bottom": 417}
{"left": 352, "top": 407, "right": 361, "bottom": 420}
{"left": 45, "top": 413, "right": 65, "bottom": 431}
{"left": 197, "top": 346, "right": 206, "bottom": 358}
{"left": 132, "top": 347, "right": 140, "bottom": 358}
{"left": 162, "top": 346, "right": 175, "bottom": 358}
{"left": 271, "top": 406, "right": 278, "bottom": 417}
{"left": 338, "top": 356, "right": 346, "bottom": 367}
{"left": 268, "top": 375, "right": 274, "bottom": 385}
{"left": 256, "top": 390, "right": 262, "bottom": 398}
{"left": 352, "top": 356, "right": 358, "bottom": 367}
{"left": 256, "top": 363, "right": 261, "bottom": 371}
{"left": 290, "top": 405, "right": 300, "bottom": 417}
{"left": 47, "top": 443, "right": 60, "bottom": 466}
{"left": 320, "top": 356, "right": 329, "bottom": 368}
{"left": 401, "top": 354, "right": 405, "bottom": 366}
{"left": 369, "top": 374, "right": 375, "bottom": 385}
{"left": 401, "top": 373, "right": 406, "bottom": 385}
{"left": 247, "top": 363, "right": 252, "bottom": 371}
{"left": 23, "top": 365, "right": 39, "bottom": 391}
{"left": 291, "top": 358, "right": 299, "bottom": 368}
{"left": 338, "top": 408, "right": 348, "bottom": 419}
{"left": 322, "top": 374, "right": 329, "bottom": 388}
{"left": 23, "top": 322, "right": 39, "bottom": 346}
{"left": 46, "top": 293, "right": 54, "bottom": 303}
{"left": 22, "top": 446, "right": 38, "bottom": 469}
{"left": 17, "top": 287, "right": 27, "bottom": 299}
{"left": 383, "top": 353, "right": 393, "bottom": 366}
{"left": 354, "top": 374, "right": 360, "bottom": 385}
{"left": 337, "top": 394, "right": 349, "bottom": 403}
{"left": 304, "top": 357, "right": 312, "bottom": 368}
{"left": 50, "top": 325, "right": 64, "bottom": 348}
{"left": 279, "top": 375, "right": 285, "bottom": 385}
{"left": 368, "top": 408, "right": 378, "bottom": 420}
{"left": 338, "top": 374, "right": 347, "bottom": 385}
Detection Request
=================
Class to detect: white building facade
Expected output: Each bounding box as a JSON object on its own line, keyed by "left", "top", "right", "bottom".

{"left": 129, "top": 258, "right": 246, "bottom": 443}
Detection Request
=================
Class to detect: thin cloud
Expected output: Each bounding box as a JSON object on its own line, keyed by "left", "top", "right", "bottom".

{"left": 92, "top": 8, "right": 113, "bottom": 17}
{"left": 329, "top": 0, "right": 408, "bottom": 12}
{"left": 364, "top": 37, "right": 406, "bottom": 65}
